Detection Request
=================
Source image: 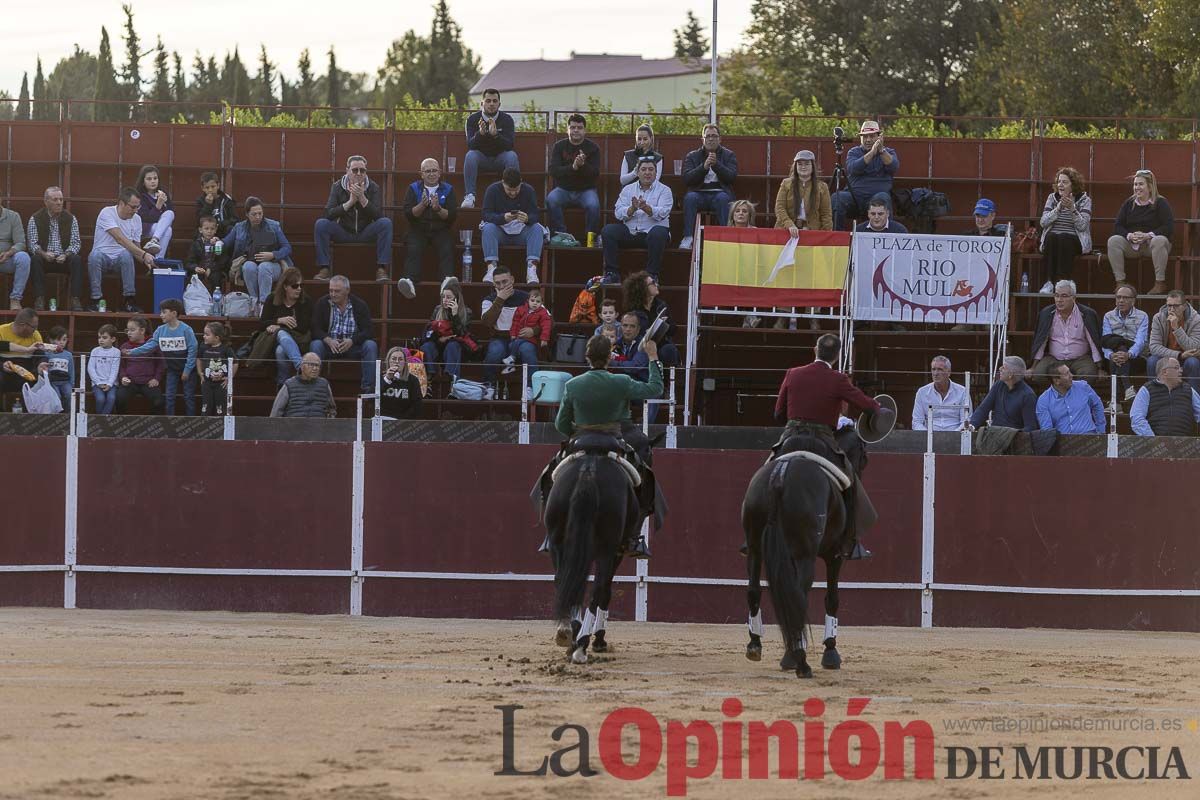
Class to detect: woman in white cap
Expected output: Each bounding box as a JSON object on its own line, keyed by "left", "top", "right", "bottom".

{"left": 766, "top": 150, "right": 832, "bottom": 330}
{"left": 774, "top": 149, "right": 832, "bottom": 236}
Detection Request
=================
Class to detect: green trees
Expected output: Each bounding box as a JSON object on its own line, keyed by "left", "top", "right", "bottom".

{"left": 673, "top": 10, "right": 709, "bottom": 59}
{"left": 376, "top": 0, "right": 480, "bottom": 107}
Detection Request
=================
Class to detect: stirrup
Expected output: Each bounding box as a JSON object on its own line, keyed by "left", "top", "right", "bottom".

{"left": 842, "top": 541, "right": 873, "bottom": 560}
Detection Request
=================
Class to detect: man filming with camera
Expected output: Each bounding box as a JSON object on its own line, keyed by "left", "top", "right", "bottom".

{"left": 831, "top": 120, "right": 899, "bottom": 231}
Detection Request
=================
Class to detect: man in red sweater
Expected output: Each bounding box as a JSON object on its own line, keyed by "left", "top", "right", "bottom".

{"left": 771, "top": 334, "right": 894, "bottom": 559}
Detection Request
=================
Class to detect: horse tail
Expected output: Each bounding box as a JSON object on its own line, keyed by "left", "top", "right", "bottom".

{"left": 762, "top": 462, "right": 810, "bottom": 657}
{"left": 554, "top": 457, "right": 598, "bottom": 622}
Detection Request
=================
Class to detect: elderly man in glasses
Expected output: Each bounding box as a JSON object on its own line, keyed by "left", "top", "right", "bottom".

{"left": 314, "top": 155, "right": 394, "bottom": 284}
{"left": 398, "top": 157, "right": 457, "bottom": 300}
{"left": 1030, "top": 279, "right": 1103, "bottom": 386}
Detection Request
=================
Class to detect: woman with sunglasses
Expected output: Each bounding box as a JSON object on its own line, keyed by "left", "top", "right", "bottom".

{"left": 258, "top": 266, "right": 312, "bottom": 384}
{"left": 1107, "top": 169, "right": 1174, "bottom": 295}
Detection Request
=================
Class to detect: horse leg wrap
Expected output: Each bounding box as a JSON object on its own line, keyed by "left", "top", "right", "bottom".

{"left": 795, "top": 629, "right": 807, "bottom": 651}
{"left": 824, "top": 615, "right": 838, "bottom": 642}
{"left": 579, "top": 608, "right": 597, "bottom": 637}
{"left": 748, "top": 611, "right": 764, "bottom": 637}
{"left": 595, "top": 609, "right": 608, "bottom": 632}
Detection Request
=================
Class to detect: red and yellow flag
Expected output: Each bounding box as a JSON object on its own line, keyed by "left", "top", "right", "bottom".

{"left": 699, "top": 227, "right": 851, "bottom": 307}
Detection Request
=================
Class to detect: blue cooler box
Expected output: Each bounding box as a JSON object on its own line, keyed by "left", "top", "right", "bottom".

{"left": 152, "top": 259, "right": 187, "bottom": 309}
{"left": 531, "top": 370, "right": 573, "bottom": 404}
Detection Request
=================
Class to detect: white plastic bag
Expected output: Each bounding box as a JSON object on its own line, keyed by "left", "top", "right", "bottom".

{"left": 22, "top": 374, "right": 64, "bottom": 414}
{"left": 183, "top": 275, "right": 213, "bottom": 316}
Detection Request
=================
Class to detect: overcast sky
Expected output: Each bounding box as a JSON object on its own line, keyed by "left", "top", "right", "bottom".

{"left": 3, "top": 0, "right": 752, "bottom": 99}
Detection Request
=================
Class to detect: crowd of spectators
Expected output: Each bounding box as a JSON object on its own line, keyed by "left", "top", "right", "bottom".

{"left": 1, "top": 106, "right": 1196, "bottom": 436}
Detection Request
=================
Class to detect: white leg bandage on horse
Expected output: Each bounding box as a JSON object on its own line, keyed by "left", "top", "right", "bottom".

{"left": 748, "top": 611, "right": 764, "bottom": 636}
{"left": 573, "top": 608, "right": 584, "bottom": 624}
{"left": 595, "top": 609, "right": 608, "bottom": 632}
{"left": 795, "top": 629, "right": 807, "bottom": 650}
{"left": 824, "top": 615, "right": 838, "bottom": 641}
{"left": 579, "top": 609, "right": 597, "bottom": 637}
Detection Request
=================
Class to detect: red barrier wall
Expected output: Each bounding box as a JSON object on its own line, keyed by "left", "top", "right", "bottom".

{"left": 3, "top": 440, "right": 1198, "bottom": 630}
{"left": 934, "top": 455, "right": 1200, "bottom": 630}
{"left": 0, "top": 436, "right": 63, "bottom": 608}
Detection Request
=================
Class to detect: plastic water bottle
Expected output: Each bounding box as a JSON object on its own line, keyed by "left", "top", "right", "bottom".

{"left": 211, "top": 287, "right": 223, "bottom": 316}
{"left": 1019, "top": 272, "right": 1029, "bottom": 293}
{"left": 98, "top": 299, "right": 107, "bottom": 313}
{"left": 462, "top": 248, "right": 473, "bottom": 283}
{"left": 49, "top": 298, "right": 57, "bottom": 311}
{"left": 12, "top": 400, "right": 23, "bottom": 414}
{"left": 213, "top": 239, "right": 223, "bottom": 256}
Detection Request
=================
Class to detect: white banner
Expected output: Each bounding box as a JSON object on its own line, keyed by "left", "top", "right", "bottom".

{"left": 852, "top": 233, "right": 1009, "bottom": 324}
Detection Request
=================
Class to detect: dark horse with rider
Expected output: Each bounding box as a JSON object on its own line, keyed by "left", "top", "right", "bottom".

{"left": 743, "top": 333, "right": 896, "bottom": 677}
{"left": 536, "top": 332, "right": 667, "bottom": 664}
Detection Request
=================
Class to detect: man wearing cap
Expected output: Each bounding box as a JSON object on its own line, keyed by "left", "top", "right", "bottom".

{"left": 679, "top": 123, "right": 738, "bottom": 250}
{"left": 966, "top": 198, "right": 1005, "bottom": 237}
{"left": 769, "top": 333, "right": 894, "bottom": 560}
{"left": 832, "top": 121, "right": 899, "bottom": 231}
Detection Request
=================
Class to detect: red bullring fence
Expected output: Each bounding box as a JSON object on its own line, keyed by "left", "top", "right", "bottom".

{"left": 2, "top": 433, "right": 1197, "bottom": 631}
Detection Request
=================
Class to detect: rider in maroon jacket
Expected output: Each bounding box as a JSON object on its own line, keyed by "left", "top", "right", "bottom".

{"left": 770, "top": 334, "right": 891, "bottom": 560}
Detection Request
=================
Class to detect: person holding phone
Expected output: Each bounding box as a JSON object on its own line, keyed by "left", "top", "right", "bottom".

{"left": 420, "top": 277, "right": 473, "bottom": 382}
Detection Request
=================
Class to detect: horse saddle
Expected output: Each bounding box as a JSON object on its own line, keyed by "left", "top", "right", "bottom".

{"left": 772, "top": 450, "right": 851, "bottom": 491}
{"left": 568, "top": 431, "right": 624, "bottom": 456}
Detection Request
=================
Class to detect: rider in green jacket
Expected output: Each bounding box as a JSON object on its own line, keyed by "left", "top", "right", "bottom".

{"left": 538, "top": 334, "right": 663, "bottom": 558}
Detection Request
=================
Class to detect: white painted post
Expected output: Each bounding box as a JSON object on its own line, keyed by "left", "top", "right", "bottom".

{"left": 63, "top": 433, "right": 78, "bottom": 609}
{"left": 519, "top": 363, "right": 530, "bottom": 445}
{"left": 350, "top": 441, "right": 365, "bottom": 616}
{"left": 960, "top": 372, "right": 972, "bottom": 455}
{"left": 921, "top": 451, "right": 935, "bottom": 628}
{"left": 1107, "top": 372, "right": 1119, "bottom": 458}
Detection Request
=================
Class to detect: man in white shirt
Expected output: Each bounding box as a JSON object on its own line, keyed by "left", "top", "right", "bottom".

{"left": 88, "top": 187, "right": 155, "bottom": 313}
{"left": 598, "top": 159, "right": 673, "bottom": 285}
{"left": 912, "top": 355, "right": 972, "bottom": 431}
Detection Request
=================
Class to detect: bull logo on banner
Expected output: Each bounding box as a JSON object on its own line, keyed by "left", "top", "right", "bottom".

{"left": 853, "top": 233, "right": 1008, "bottom": 324}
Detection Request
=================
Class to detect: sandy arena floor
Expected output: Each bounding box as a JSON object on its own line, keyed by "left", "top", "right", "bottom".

{"left": 0, "top": 608, "right": 1197, "bottom": 799}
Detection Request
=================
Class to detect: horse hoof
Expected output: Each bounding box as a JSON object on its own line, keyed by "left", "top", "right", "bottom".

{"left": 796, "top": 664, "right": 814, "bottom": 679}
{"left": 821, "top": 648, "right": 842, "bottom": 670}
{"left": 745, "top": 643, "right": 762, "bottom": 661}
{"left": 779, "top": 652, "right": 797, "bottom": 671}
{"left": 555, "top": 625, "right": 572, "bottom": 648}
{"left": 570, "top": 648, "right": 588, "bottom": 665}
{"left": 592, "top": 640, "right": 608, "bottom": 653}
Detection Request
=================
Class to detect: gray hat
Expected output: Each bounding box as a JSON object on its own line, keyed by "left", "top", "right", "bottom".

{"left": 793, "top": 149, "right": 816, "bottom": 162}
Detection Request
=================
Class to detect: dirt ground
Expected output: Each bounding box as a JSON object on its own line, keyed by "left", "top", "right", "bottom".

{"left": 0, "top": 608, "right": 1197, "bottom": 799}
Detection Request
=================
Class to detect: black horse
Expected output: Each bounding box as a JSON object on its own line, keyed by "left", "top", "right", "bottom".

{"left": 741, "top": 426, "right": 869, "bottom": 678}
{"left": 545, "top": 451, "right": 640, "bottom": 664}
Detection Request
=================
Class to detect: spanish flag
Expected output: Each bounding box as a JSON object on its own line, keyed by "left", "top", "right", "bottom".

{"left": 699, "top": 227, "right": 851, "bottom": 307}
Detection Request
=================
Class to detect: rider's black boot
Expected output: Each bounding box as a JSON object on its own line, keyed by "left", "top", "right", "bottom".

{"left": 623, "top": 535, "right": 651, "bottom": 559}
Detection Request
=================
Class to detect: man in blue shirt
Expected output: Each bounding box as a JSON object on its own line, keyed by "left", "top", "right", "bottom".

{"left": 1035, "top": 363, "right": 1106, "bottom": 434}
{"left": 1101, "top": 285, "right": 1149, "bottom": 403}
{"left": 1129, "top": 357, "right": 1200, "bottom": 436}
{"left": 968, "top": 355, "right": 1038, "bottom": 431}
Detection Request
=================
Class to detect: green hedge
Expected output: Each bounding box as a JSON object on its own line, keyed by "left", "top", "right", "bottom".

{"left": 166, "top": 98, "right": 1200, "bottom": 140}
